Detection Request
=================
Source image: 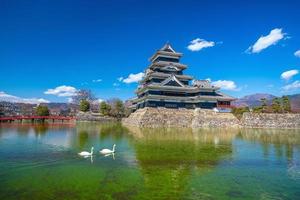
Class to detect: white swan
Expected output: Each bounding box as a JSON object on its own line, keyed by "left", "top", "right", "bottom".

{"left": 78, "top": 147, "right": 94, "bottom": 156}
{"left": 100, "top": 144, "right": 116, "bottom": 154}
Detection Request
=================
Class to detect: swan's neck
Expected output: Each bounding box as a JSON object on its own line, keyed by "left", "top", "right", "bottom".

{"left": 91, "top": 148, "right": 93, "bottom": 155}
{"left": 112, "top": 145, "right": 115, "bottom": 152}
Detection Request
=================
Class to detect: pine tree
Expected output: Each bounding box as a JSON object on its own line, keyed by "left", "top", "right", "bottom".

{"left": 36, "top": 105, "right": 50, "bottom": 116}
{"left": 79, "top": 99, "right": 90, "bottom": 112}
{"left": 99, "top": 101, "right": 111, "bottom": 115}
{"left": 260, "top": 98, "right": 267, "bottom": 112}
{"left": 271, "top": 98, "right": 282, "bottom": 113}
{"left": 282, "top": 96, "right": 291, "bottom": 113}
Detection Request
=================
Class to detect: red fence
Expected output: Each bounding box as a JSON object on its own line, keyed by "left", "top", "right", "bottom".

{"left": 0, "top": 116, "right": 76, "bottom": 121}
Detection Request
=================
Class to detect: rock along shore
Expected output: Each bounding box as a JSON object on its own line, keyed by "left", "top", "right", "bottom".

{"left": 122, "top": 107, "right": 300, "bottom": 129}
{"left": 76, "top": 112, "right": 117, "bottom": 123}
{"left": 122, "top": 107, "right": 240, "bottom": 128}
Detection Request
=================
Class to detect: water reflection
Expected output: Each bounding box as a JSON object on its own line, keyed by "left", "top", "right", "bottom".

{"left": 125, "top": 126, "right": 238, "bottom": 199}
{"left": 78, "top": 130, "right": 89, "bottom": 148}
{"left": 1, "top": 123, "right": 300, "bottom": 199}
{"left": 238, "top": 128, "right": 300, "bottom": 183}
{"left": 239, "top": 128, "right": 300, "bottom": 162}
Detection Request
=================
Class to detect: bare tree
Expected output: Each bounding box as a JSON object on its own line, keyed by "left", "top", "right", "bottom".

{"left": 71, "top": 89, "right": 96, "bottom": 105}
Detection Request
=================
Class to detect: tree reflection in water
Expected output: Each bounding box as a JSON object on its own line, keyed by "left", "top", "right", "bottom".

{"left": 239, "top": 128, "right": 300, "bottom": 182}
{"left": 126, "top": 126, "right": 238, "bottom": 199}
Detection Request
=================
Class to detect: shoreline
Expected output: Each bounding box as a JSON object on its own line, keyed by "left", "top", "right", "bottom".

{"left": 122, "top": 107, "right": 300, "bottom": 129}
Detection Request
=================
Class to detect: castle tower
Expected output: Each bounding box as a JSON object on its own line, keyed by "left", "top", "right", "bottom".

{"left": 129, "top": 43, "right": 235, "bottom": 110}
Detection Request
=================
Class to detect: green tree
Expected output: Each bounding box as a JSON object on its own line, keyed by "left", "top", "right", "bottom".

{"left": 253, "top": 106, "right": 263, "bottom": 113}
{"left": 79, "top": 99, "right": 90, "bottom": 112}
{"left": 107, "top": 98, "right": 125, "bottom": 118}
{"left": 260, "top": 98, "right": 267, "bottom": 112}
{"left": 36, "top": 105, "right": 50, "bottom": 116}
{"left": 99, "top": 101, "right": 111, "bottom": 115}
{"left": 271, "top": 97, "right": 282, "bottom": 113}
{"left": 232, "top": 107, "right": 250, "bottom": 119}
{"left": 282, "top": 96, "right": 291, "bottom": 113}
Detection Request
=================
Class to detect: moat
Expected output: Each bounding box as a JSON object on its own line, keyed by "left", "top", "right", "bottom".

{"left": 0, "top": 122, "right": 300, "bottom": 200}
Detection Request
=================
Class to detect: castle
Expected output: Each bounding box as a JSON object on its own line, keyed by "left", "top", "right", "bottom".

{"left": 129, "top": 43, "right": 235, "bottom": 111}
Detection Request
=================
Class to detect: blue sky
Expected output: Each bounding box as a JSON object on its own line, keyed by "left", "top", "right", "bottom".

{"left": 1, "top": 0, "right": 300, "bottom": 103}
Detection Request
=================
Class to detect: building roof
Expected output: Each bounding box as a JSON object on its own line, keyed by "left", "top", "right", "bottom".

{"left": 192, "top": 80, "right": 219, "bottom": 90}
{"left": 149, "top": 43, "right": 183, "bottom": 62}
{"left": 140, "top": 72, "right": 193, "bottom": 84}
{"left": 160, "top": 43, "right": 176, "bottom": 53}
{"left": 160, "top": 75, "right": 185, "bottom": 87}
{"left": 149, "top": 61, "right": 187, "bottom": 70}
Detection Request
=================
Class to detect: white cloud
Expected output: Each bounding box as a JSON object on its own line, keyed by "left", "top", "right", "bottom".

{"left": 211, "top": 80, "right": 239, "bottom": 91}
{"left": 44, "top": 85, "right": 77, "bottom": 97}
{"left": 92, "top": 79, "right": 102, "bottom": 83}
{"left": 282, "top": 80, "right": 300, "bottom": 91}
{"left": 280, "top": 69, "right": 299, "bottom": 81}
{"left": 187, "top": 38, "right": 215, "bottom": 52}
{"left": 122, "top": 72, "right": 144, "bottom": 83}
{"left": 205, "top": 78, "right": 212, "bottom": 82}
{"left": 0, "top": 91, "right": 49, "bottom": 104}
{"left": 118, "top": 77, "right": 124, "bottom": 82}
{"left": 294, "top": 50, "right": 300, "bottom": 58}
{"left": 247, "top": 28, "right": 286, "bottom": 53}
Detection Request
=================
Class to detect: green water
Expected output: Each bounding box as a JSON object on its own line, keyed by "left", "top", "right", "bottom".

{"left": 0, "top": 123, "right": 300, "bottom": 200}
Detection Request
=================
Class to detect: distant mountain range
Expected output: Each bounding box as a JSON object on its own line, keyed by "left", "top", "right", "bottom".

{"left": 233, "top": 93, "right": 300, "bottom": 112}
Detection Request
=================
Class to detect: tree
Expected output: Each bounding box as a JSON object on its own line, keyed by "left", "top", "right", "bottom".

{"left": 271, "top": 97, "right": 282, "bottom": 113}
{"left": 0, "top": 104, "right": 4, "bottom": 116}
{"left": 36, "top": 105, "right": 50, "bottom": 116}
{"left": 260, "top": 98, "right": 268, "bottom": 112}
{"left": 79, "top": 100, "right": 90, "bottom": 112}
{"left": 60, "top": 108, "right": 71, "bottom": 116}
{"left": 99, "top": 101, "right": 111, "bottom": 115}
{"left": 71, "top": 89, "right": 96, "bottom": 105}
{"left": 282, "top": 96, "right": 291, "bottom": 113}
{"left": 107, "top": 98, "right": 125, "bottom": 118}
{"left": 232, "top": 107, "right": 250, "bottom": 119}
{"left": 253, "top": 106, "right": 263, "bottom": 113}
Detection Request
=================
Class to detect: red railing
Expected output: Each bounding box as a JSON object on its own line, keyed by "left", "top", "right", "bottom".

{"left": 0, "top": 116, "right": 76, "bottom": 121}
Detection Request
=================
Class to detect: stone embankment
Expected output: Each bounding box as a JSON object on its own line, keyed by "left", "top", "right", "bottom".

{"left": 191, "top": 109, "right": 240, "bottom": 128}
{"left": 123, "top": 108, "right": 300, "bottom": 129}
{"left": 240, "top": 113, "right": 300, "bottom": 129}
{"left": 122, "top": 107, "right": 240, "bottom": 128}
{"left": 76, "top": 112, "right": 117, "bottom": 123}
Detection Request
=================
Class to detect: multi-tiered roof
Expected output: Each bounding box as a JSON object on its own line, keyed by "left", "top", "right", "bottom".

{"left": 130, "top": 43, "right": 235, "bottom": 110}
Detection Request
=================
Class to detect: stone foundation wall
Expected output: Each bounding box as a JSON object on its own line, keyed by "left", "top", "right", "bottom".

{"left": 122, "top": 107, "right": 240, "bottom": 128}
{"left": 76, "top": 112, "right": 117, "bottom": 123}
{"left": 123, "top": 109, "right": 300, "bottom": 129}
{"left": 191, "top": 109, "right": 240, "bottom": 128}
{"left": 241, "top": 113, "right": 300, "bottom": 129}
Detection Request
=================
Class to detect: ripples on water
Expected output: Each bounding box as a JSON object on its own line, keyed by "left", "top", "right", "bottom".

{"left": 0, "top": 122, "right": 300, "bottom": 200}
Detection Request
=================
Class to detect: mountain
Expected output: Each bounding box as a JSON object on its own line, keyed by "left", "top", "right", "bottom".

{"left": 233, "top": 93, "right": 300, "bottom": 112}
{"left": 232, "top": 93, "right": 277, "bottom": 108}
{"left": 0, "top": 101, "right": 79, "bottom": 116}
